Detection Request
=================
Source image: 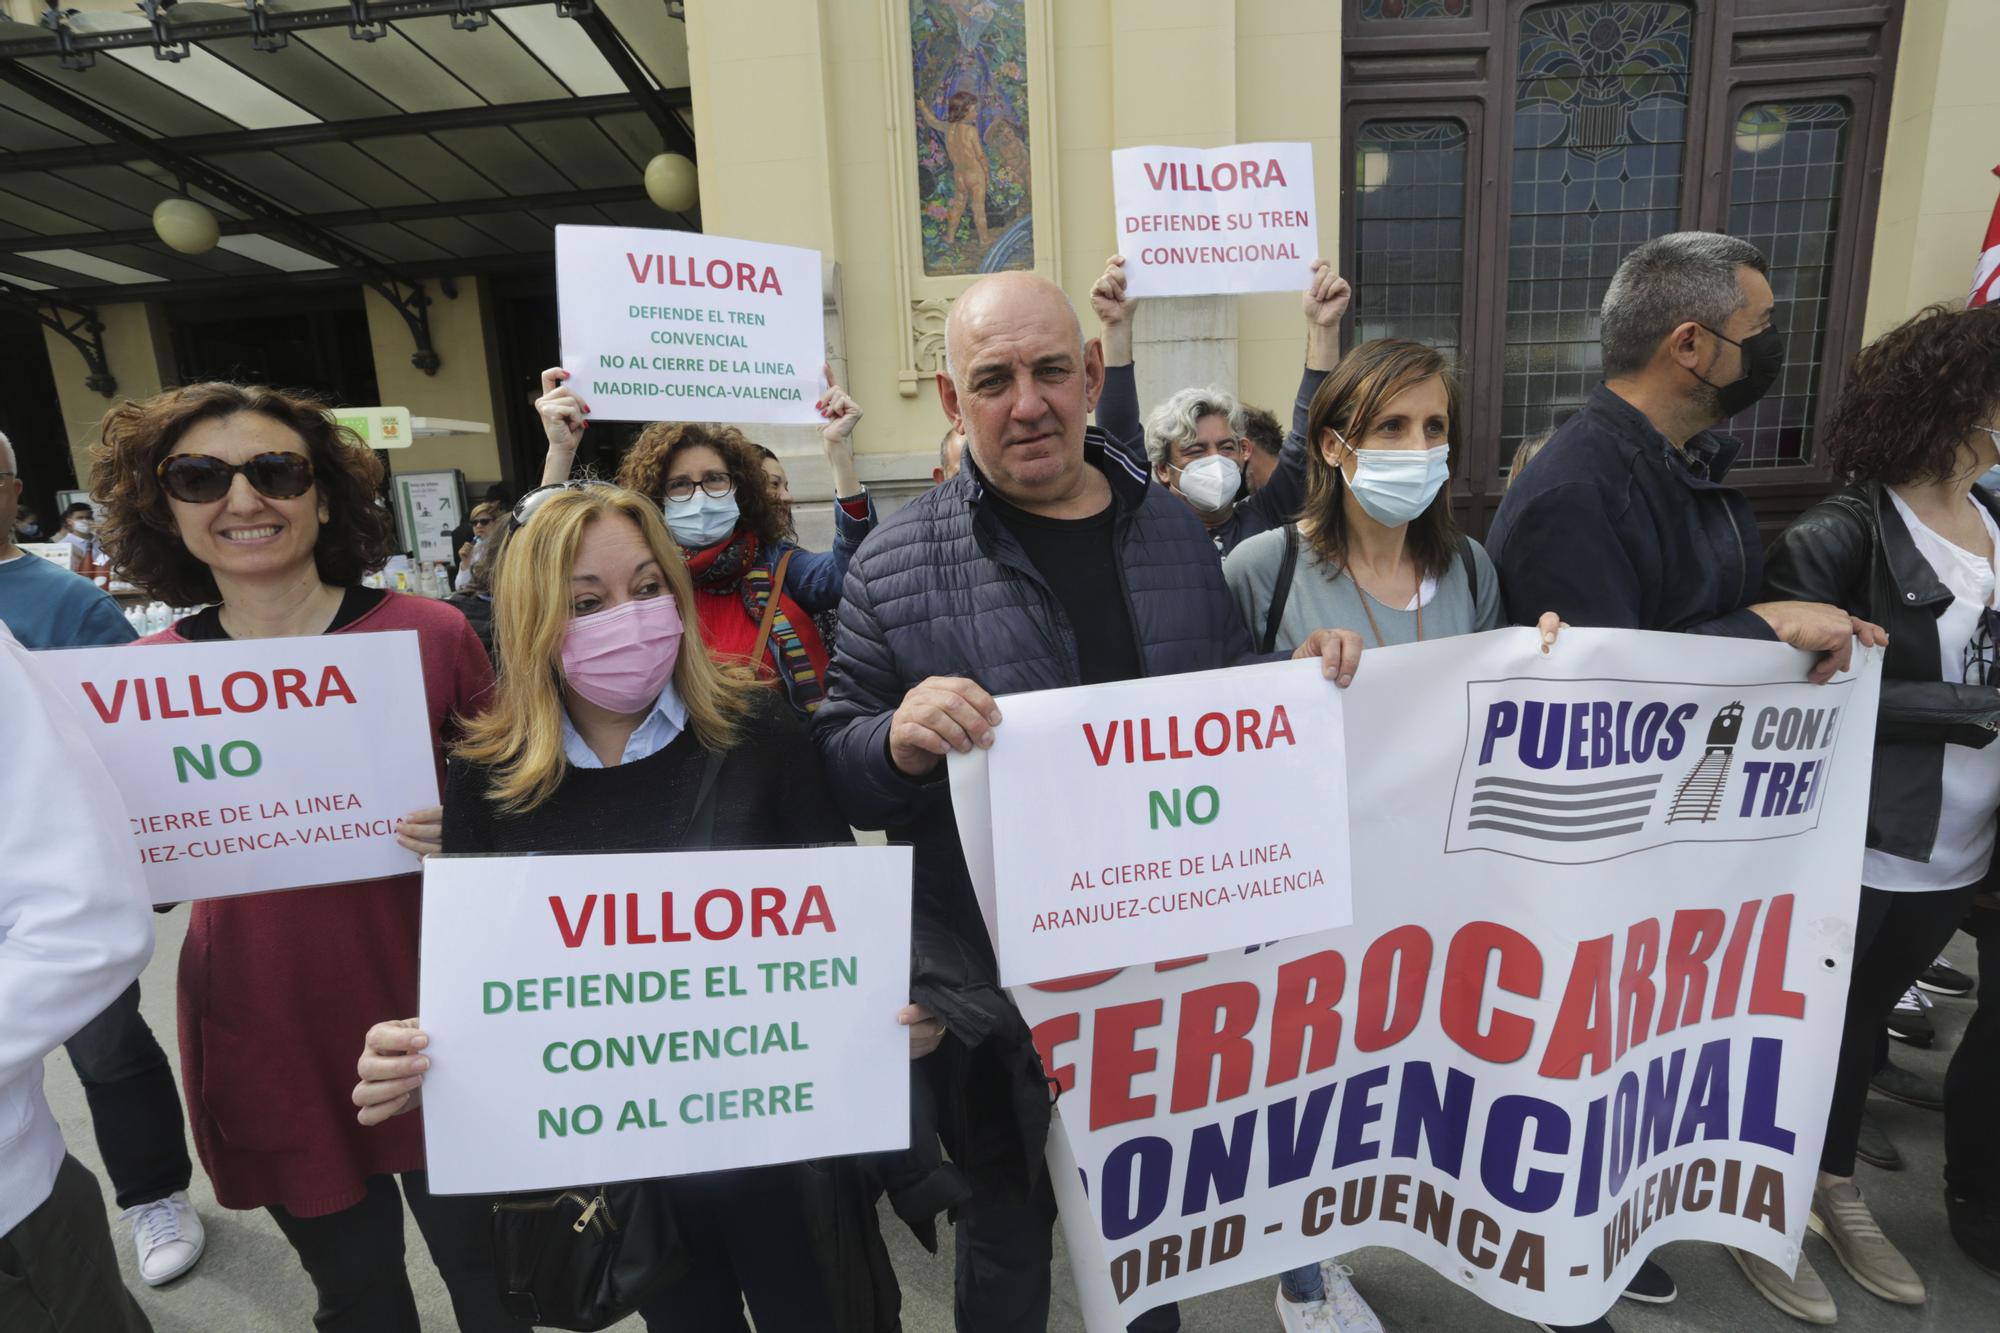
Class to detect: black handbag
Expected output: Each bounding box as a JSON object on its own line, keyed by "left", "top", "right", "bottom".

{"left": 491, "top": 1184, "right": 687, "bottom": 1330}
{"left": 488, "top": 747, "right": 727, "bottom": 1329}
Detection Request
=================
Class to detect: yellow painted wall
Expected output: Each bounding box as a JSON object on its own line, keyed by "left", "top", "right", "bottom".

{"left": 44, "top": 302, "right": 174, "bottom": 484}
{"left": 689, "top": 0, "right": 1344, "bottom": 481}
{"left": 1864, "top": 0, "right": 2000, "bottom": 341}
{"left": 360, "top": 279, "right": 506, "bottom": 480}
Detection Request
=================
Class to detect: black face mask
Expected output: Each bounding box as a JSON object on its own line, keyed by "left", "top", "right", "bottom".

{"left": 1693, "top": 323, "right": 1786, "bottom": 418}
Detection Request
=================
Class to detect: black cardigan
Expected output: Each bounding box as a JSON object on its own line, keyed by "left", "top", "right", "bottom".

{"left": 440, "top": 690, "right": 904, "bottom": 1331}
{"left": 1763, "top": 481, "right": 2000, "bottom": 862}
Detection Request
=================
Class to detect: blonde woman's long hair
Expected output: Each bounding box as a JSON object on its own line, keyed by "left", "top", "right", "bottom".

{"left": 454, "top": 485, "right": 759, "bottom": 812}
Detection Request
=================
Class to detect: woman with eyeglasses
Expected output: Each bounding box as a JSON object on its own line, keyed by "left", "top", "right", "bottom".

{"left": 1756, "top": 303, "right": 2000, "bottom": 1316}
{"left": 87, "top": 383, "right": 507, "bottom": 1333}
{"left": 530, "top": 369, "right": 877, "bottom": 718}
{"left": 350, "top": 482, "right": 917, "bottom": 1330}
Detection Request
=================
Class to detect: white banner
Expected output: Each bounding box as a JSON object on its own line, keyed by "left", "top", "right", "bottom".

{"left": 1113, "top": 142, "right": 1319, "bottom": 297}
{"left": 980, "top": 659, "right": 1351, "bottom": 986}
{"left": 30, "top": 632, "right": 439, "bottom": 904}
{"left": 418, "top": 846, "right": 914, "bottom": 1195}
{"left": 557, "top": 224, "right": 824, "bottom": 424}
{"left": 968, "top": 628, "right": 1879, "bottom": 1328}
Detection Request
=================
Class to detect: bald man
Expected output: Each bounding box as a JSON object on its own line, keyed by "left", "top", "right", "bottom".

{"left": 814, "top": 273, "right": 1359, "bottom": 1332}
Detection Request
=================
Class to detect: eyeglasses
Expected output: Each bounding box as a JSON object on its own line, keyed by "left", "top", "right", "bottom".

{"left": 509, "top": 480, "right": 617, "bottom": 532}
{"left": 661, "top": 472, "right": 736, "bottom": 504}
{"left": 471, "top": 515, "right": 495, "bottom": 528}
{"left": 156, "top": 452, "right": 314, "bottom": 504}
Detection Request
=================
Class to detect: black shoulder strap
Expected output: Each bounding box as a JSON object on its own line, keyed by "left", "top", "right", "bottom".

{"left": 1457, "top": 534, "right": 1478, "bottom": 604}
{"left": 1261, "top": 524, "right": 1301, "bottom": 654}
{"left": 681, "top": 747, "right": 729, "bottom": 849}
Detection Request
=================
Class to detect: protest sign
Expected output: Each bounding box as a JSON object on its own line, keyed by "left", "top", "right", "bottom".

{"left": 556, "top": 224, "right": 824, "bottom": 425}
{"left": 31, "top": 632, "right": 439, "bottom": 904}
{"left": 981, "top": 659, "right": 1350, "bottom": 987}
{"left": 970, "top": 628, "right": 1880, "bottom": 1328}
{"left": 418, "top": 845, "right": 913, "bottom": 1195}
{"left": 1112, "top": 142, "right": 1319, "bottom": 298}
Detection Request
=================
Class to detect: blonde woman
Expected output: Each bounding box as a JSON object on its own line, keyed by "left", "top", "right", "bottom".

{"left": 351, "top": 483, "right": 916, "bottom": 1331}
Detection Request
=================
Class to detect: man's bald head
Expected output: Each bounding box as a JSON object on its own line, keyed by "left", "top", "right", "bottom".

{"left": 935, "top": 270, "right": 1106, "bottom": 513}
{"left": 944, "top": 271, "right": 1084, "bottom": 381}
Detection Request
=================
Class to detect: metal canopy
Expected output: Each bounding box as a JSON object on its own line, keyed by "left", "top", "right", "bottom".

{"left": 0, "top": 0, "right": 695, "bottom": 376}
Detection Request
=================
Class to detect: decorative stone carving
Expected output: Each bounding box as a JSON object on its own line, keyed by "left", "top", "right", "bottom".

{"left": 904, "top": 297, "right": 953, "bottom": 395}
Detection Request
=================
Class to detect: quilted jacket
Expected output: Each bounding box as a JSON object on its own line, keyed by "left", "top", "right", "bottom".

{"left": 812, "top": 429, "right": 1259, "bottom": 1186}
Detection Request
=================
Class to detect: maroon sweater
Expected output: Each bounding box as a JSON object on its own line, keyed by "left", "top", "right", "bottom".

{"left": 138, "top": 591, "right": 493, "bottom": 1216}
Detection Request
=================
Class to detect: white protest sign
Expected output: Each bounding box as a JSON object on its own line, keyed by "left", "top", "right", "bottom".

{"left": 418, "top": 845, "right": 913, "bottom": 1194}
{"left": 983, "top": 658, "right": 1351, "bottom": 987}
{"left": 1001, "top": 629, "right": 1880, "bottom": 1329}
{"left": 1113, "top": 142, "right": 1319, "bottom": 297}
{"left": 30, "top": 632, "right": 438, "bottom": 904}
{"left": 557, "top": 224, "right": 824, "bottom": 424}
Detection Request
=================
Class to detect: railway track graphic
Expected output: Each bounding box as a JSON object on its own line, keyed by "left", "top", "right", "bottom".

{"left": 1666, "top": 702, "right": 1744, "bottom": 825}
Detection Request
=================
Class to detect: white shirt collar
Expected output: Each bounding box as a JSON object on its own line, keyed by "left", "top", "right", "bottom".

{"left": 560, "top": 683, "right": 690, "bottom": 770}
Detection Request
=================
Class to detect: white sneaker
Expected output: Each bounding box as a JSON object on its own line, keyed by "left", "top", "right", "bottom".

{"left": 121, "top": 1190, "right": 205, "bottom": 1286}
{"left": 1275, "top": 1264, "right": 1385, "bottom": 1333}
{"left": 1274, "top": 1287, "right": 1340, "bottom": 1333}
{"left": 1321, "top": 1262, "right": 1386, "bottom": 1333}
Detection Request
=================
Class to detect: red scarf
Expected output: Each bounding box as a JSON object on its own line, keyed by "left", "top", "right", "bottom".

{"left": 681, "top": 530, "right": 829, "bottom": 689}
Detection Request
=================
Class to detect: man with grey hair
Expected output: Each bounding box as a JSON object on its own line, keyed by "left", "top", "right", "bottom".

{"left": 815, "top": 269, "right": 1362, "bottom": 1333}
{"left": 1488, "top": 236, "right": 1887, "bottom": 1330}
{"left": 1488, "top": 231, "right": 1877, "bottom": 677}
{"left": 0, "top": 433, "right": 209, "bottom": 1290}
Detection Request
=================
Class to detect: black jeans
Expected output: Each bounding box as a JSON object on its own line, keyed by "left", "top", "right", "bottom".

{"left": 1821, "top": 883, "right": 1981, "bottom": 1174}
{"left": 0, "top": 1154, "right": 152, "bottom": 1332}
{"left": 267, "top": 1171, "right": 527, "bottom": 1333}
{"left": 943, "top": 1047, "right": 1178, "bottom": 1333}
{"left": 1946, "top": 897, "right": 2000, "bottom": 1202}
{"left": 62, "top": 982, "right": 191, "bottom": 1210}
{"left": 635, "top": 1166, "right": 834, "bottom": 1332}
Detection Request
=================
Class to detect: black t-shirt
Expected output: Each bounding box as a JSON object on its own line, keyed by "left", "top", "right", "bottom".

{"left": 987, "top": 493, "right": 1143, "bottom": 685}
{"left": 175, "top": 586, "right": 388, "bottom": 641}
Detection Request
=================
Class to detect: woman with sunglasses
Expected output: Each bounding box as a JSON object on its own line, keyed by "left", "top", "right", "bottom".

{"left": 87, "top": 384, "right": 507, "bottom": 1332}
{"left": 1753, "top": 303, "right": 2000, "bottom": 1319}
{"left": 351, "top": 482, "right": 917, "bottom": 1330}
{"left": 531, "top": 368, "right": 875, "bottom": 719}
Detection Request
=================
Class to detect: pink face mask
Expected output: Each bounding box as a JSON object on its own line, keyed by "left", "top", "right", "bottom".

{"left": 560, "top": 595, "right": 684, "bottom": 715}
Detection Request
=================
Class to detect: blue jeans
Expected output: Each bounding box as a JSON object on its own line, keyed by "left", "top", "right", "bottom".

{"left": 1280, "top": 1261, "right": 1324, "bottom": 1301}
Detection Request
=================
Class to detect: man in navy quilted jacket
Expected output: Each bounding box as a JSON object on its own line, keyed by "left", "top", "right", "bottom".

{"left": 814, "top": 271, "right": 1360, "bottom": 1332}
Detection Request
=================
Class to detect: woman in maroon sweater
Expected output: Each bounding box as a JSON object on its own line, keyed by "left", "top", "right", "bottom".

{"left": 90, "top": 384, "right": 508, "bottom": 1332}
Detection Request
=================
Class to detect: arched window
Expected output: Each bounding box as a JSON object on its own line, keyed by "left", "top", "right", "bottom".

{"left": 1342, "top": 0, "right": 1901, "bottom": 534}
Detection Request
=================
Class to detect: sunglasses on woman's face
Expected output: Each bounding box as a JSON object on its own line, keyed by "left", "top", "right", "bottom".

{"left": 156, "top": 451, "right": 315, "bottom": 505}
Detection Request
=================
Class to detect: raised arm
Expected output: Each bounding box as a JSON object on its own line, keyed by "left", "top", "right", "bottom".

{"left": 1242, "top": 260, "right": 1350, "bottom": 527}
{"left": 533, "top": 366, "right": 589, "bottom": 485}
{"left": 1088, "top": 255, "right": 1145, "bottom": 463}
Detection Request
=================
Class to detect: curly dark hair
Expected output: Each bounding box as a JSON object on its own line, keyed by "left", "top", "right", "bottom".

{"left": 616, "top": 421, "right": 784, "bottom": 548}
{"left": 1822, "top": 304, "right": 2000, "bottom": 484}
{"left": 88, "top": 383, "right": 395, "bottom": 607}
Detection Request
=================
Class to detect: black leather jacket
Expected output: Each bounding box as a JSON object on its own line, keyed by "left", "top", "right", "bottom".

{"left": 1763, "top": 482, "right": 2000, "bottom": 861}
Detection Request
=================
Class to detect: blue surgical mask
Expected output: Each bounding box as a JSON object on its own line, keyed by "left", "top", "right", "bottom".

{"left": 662, "top": 491, "right": 741, "bottom": 548}
{"left": 1337, "top": 434, "right": 1450, "bottom": 527}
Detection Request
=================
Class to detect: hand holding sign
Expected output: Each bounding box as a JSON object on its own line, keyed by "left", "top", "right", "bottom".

{"left": 1302, "top": 259, "right": 1351, "bottom": 372}
{"left": 353, "top": 1018, "right": 429, "bottom": 1126}
{"left": 1090, "top": 255, "right": 1136, "bottom": 366}
{"left": 890, "top": 676, "right": 1003, "bottom": 777}
{"left": 534, "top": 367, "right": 589, "bottom": 474}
